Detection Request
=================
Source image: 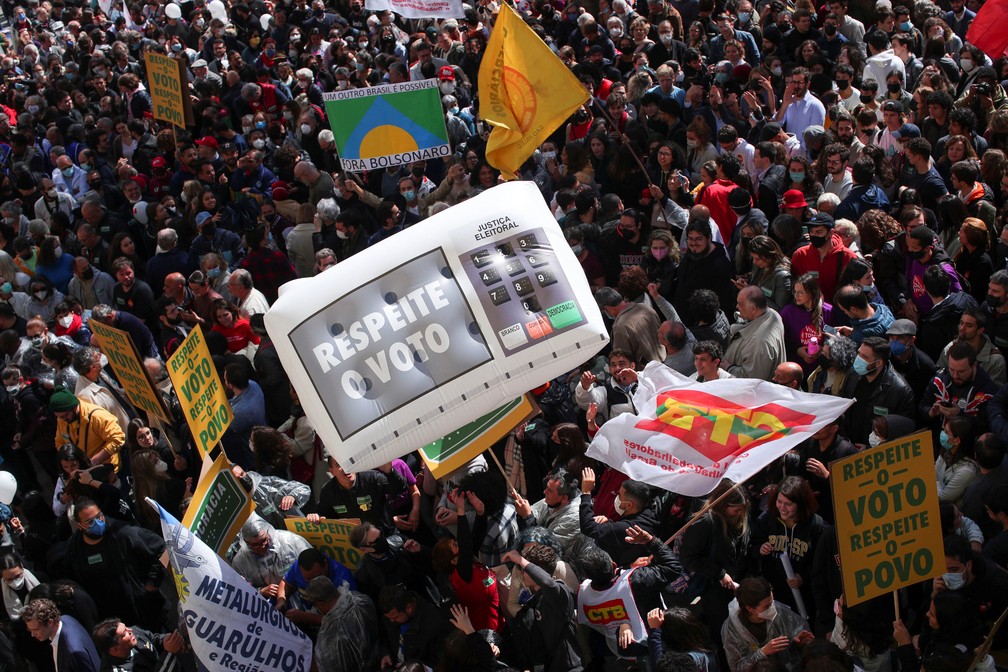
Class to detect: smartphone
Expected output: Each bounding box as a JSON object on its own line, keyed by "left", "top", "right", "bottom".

{"left": 823, "top": 325, "right": 838, "bottom": 336}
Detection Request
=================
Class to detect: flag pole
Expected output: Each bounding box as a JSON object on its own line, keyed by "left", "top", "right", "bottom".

{"left": 593, "top": 99, "right": 651, "bottom": 178}
{"left": 663, "top": 479, "right": 745, "bottom": 546}
{"left": 486, "top": 447, "right": 517, "bottom": 493}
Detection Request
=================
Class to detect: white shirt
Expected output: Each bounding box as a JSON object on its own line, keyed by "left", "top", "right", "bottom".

{"left": 50, "top": 619, "right": 63, "bottom": 670}
{"left": 237, "top": 288, "right": 270, "bottom": 317}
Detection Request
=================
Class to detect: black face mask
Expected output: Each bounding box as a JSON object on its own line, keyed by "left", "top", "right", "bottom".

{"left": 809, "top": 234, "right": 829, "bottom": 248}
{"left": 908, "top": 248, "right": 927, "bottom": 260}
{"left": 887, "top": 82, "right": 902, "bottom": 94}
{"left": 82, "top": 267, "right": 94, "bottom": 280}
{"left": 860, "top": 95, "right": 875, "bottom": 104}
{"left": 988, "top": 294, "right": 1005, "bottom": 308}
{"left": 824, "top": 24, "right": 837, "bottom": 36}
{"left": 372, "top": 535, "right": 390, "bottom": 554}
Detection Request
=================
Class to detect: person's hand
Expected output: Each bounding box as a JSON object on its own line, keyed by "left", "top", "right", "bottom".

{"left": 580, "top": 370, "right": 597, "bottom": 390}
{"left": 173, "top": 454, "right": 187, "bottom": 471}
{"left": 163, "top": 630, "right": 185, "bottom": 653}
{"left": 732, "top": 276, "right": 748, "bottom": 289}
{"left": 450, "top": 603, "right": 475, "bottom": 634}
{"left": 502, "top": 549, "right": 525, "bottom": 566}
{"left": 448, "top": 163, "right": 465, "bottom": 183}
{"left": 381, "top": 655, "right": 393, "bottom": 670}
{"left": 806, "top": 458, "right": 829, "bottom": 479}
{"left": 720, "top": 573, "right": 737, "bottom": 590}
{"left": 900, "top": 301, "right": 919, "bottom": 323}
{"left": 937, "top": 402, "right": 960, "bottom": 418}
{"left": 305, "top": 513, "right": 321, "bottom": 524}
{"left": 402, "top": 538, "right": 421, "bottom": 553}
{"left": 762, "top": 636, "right": 791, "bottom": 656}
{"left": 587, "top": 402, "right": 599, "bottom": 428}
{"left": 465, "top": 491, "right": 485, "bottom": 516}
{"left": 648, "top": 184, "right": 663, "bottom": 200}
{"left": 616, "top": 368, "right": 638, "bottom": 386}
{"left": 760, "top": 542, "right": 774, "bottom": 556}
{"left": 794, "top": 630, "right": 814, "bottom": 645}
{"left": 515, "top": 421, "right": 527, "bottom": 441}
{"left": 618, "top": 623, "right": 634, "bottom": 650}
{"left": 8, "top": 517, "right": 22, "bottom": 535}
{"left": 932, "top": 574, "right": 947, "bottom": 595}
{"left": 581, "top": 467, "right": 596, "bottom": 494}
{"left": 647, "top": 607, "right": 665, "bottom": 629}
{"left": 347, "top": 179, "right": 364, "bottom": 196}
{"left": 184, "top": 477, "right": 193, "bottom": 499}
{"left": 593, "top": 515, "right": 609, "bottom": 524}
{"left": 787, "top": 575, "right": 803, "bottom": 588}
{"left": 647, "top": 282, "right": 661, "bottom": 300}
{"left": 512, "top": 488, "right": 533, "bottom": 519}
{"left": 781, "top": 85, "right": 796, "bottom": 107}
{"left": 260, "top": 584, "right": 279, "bottom": 598}
{"left": 625, "top": 524, "right": 654, "bottom": 545}
{"left": 834, "top": 325, "right": 853, "bottom": 337}
{"left": 280, "top": 495, "right": 294, "bottom": 511}
{"left": 631, "top": 555, "right": 652, "bottom": 568}
{"left": 894, "top": 619, "right": 911, "bottom": 646}
{"left": 435, "top": 506, "right": 458, "bottom": 527}
{"left": 797, "top": 345, "right": 816, "bottom": 364}
{"left": 709, "top": 85, "right": 722, "bottom": 106}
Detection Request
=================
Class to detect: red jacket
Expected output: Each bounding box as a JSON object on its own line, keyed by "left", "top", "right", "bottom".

{"left": 697, "top": 178, "right": 738, "bottom": 243}
{"left": 790, "top": 233, "right": 856, "bottom": 303}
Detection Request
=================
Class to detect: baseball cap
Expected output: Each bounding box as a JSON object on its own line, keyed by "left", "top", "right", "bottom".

{"left": 881, "top": 100, "right": 903, "bottom": 114}
{"left": 438, "top": 65, "right": 455, "bottom": 81}
{"left": 195, "top": 136, "right": 218, "bottom": 149}
{"left": 151, "top": 156, "right": 167, "bottom": 169}
{"left": 886, "top": 319, "right": 917, "bottom": 336}
{"left": 808, "top": 212, "right": 835, "bottom": 228}
{"left": 195, "top": 212, "right": 213, "bottom": 227}
{"left": 892, "top": 123, "right": 921, "bottom": 140}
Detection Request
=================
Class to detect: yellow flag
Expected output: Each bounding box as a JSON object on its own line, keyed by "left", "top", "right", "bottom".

{"left": 478, "top": 3, "right": 590, "bottom": 179}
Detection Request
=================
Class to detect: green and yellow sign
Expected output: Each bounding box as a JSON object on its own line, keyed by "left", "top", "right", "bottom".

{"left": 167, "top": 326, "right": 232, "bottom": 458}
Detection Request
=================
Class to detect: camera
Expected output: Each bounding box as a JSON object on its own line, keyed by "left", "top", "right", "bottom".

{"left": 975, "top": 82, "right": 992, "bottom": 96}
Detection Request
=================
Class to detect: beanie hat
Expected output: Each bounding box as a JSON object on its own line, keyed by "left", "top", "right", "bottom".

{"left": 49, "top": 390, "right": 80, "bottom": 412}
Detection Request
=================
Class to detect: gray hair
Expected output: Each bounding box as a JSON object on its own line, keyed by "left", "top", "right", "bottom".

{"left": 0, "top": 201, "right": 21, "bottom": 217}
{"left": 318, "top": 129, "right": 334, "bottom": 145}
{"left": 241, "top": 83, "right": 261, "bottom": 101}
{"left": 27, "top": 220, "right": 49, "bottom": 239}
{"left": 91, "top": 304, "right": 114, "bottom": 322}
{"left": 157, "top": 228, "right": 178, "bottom": 248}
{"left": 826, "top": 334, "right": 858, "bottom": 369}
{"left": 316, "top": 198, "right": 341, "bottom": 223}
{"left": 315, "top": 248, "right": 336, "bottom": 261}
{"left": 241, "top": 516, "right": 272, "bottom": 540}
{"left": 230, "top": 268, "right": 253, "bottom": 290}
{"left": 594, "top": 286, "right": 623, "bottom": 308}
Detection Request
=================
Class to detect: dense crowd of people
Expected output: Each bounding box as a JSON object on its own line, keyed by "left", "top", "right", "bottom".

{"left": 0, "top": 0, "right": 1006, "bottom": 670}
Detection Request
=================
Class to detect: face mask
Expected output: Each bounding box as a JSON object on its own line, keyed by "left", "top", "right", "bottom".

{"left": 609, "top": 27, "right": 623, "bottom": 38}
{"left": 47, "top": 188, "right": 58, "bottom": 199}
{"left": 738, "top": 12, "right": 751, "bottom": 23}
{"left": 196, "top": 19, "right": 205, "bottom": 29}
{"left": 961, "top": 58, "right": 974, "bottom": 73}
{"left": 868, "top": 431, "right": 883, "bottom": 448}
{"left": 715, "top": 72, "right": 729, "bottom": 84}
{"left": 402, "top": 190, "right": 416, "bottom": 202}
{"left": 336, "top": 229, "right": 348, "bottom": 240}
{"left": 4, "top": 576, "right": 24, "bottom": 589}
{"left": 290, "top": 33, "right": 301, "bottom": 42}
{"left": 171, "top": 43, "right": 183, "bottom": 52}
{"left": 242, "top": 126, "right": 253, "bottom": 135}
{"left": 990, "top": 294, "right": 1006, "bottom": 308}
{"left": 860, "top": 94, "right": 875, "bottom": 104}
{"left": 568, "top": 243, "right": 583, "bottom": 256}
{"left": 207, "top": 267, "right": 221, "bottom": 279}
{"left": 790, "top": 171, "right": 806, "bottom": 183}
{"left": 372, "top": 535, "right": 390, "bottom": 554}
{"left": 542, "top": 150, "right": 557, "bottom": 161}
{"left": 853, "top": 355, "right": 874, "bottom": 376}
{"left": 33, "top": 291, "right": 47, "bottom": 301}
{"left": 255, "top": 121, "right": 267, "bottom": 130}
{"left": 757, "top": 604, "right": 778, "bottom": 621}
{"left": 824, "top": 23, "right": 837, "bottom": 36}
{"left": 940, "top": 430, "right": 954, "bottom": 451}
{"left": 300, "top": 124, "right": 312, "bottom": 135}
{"left": 651, "top": 247, "right": 668, "bottom": 260}
{"left": 82, "top": 267, "right": 94, "bottom": 281}
{"left": 943, "top": 569, "right": 966, "bottom": 590}
{"left": 686, "top": 140, "right": 698, "bottom": 150}
{"left": 252, "top": 139, "right": 265, "bottom": 149}
{"left": 449, "top": 106, "right": 460, "bottom": 115}
{"left": 86, "top": 517, "right": 106, "bottom": 537}
{"left": 4, "top": 385, "right": 18, "bottom": 395}
{"left": 835, "top": 79, "right": 850, "bottom": 90}
{"left": 440, "top": 81, "right": 456, "bottom": 94}
{"left": 80, "top": 163, "right": 92, "bottom": 173}
{"left": 887, "top": 82, "right": 901, "bottom": 94}
{"left": 889, "top": 338, "right": 907, "bottom": 357}
{"left": 771, "top": 66, "right": 782, "bottom": 77}
{"left": 27, "top": 104, "right": 39, "bottom": 114}
{"left": 61, "top": 167, "right": 74, "bottom": 178}
{"left": 908, "top": 248, "right": 927, "bottom": 260}
{"left": 863, "top": 283, "right": 875, "bottom": 294}
{"left": 809, "top": 234, "right": 828, "bottom": 248}
{"left": 155, "top": 460, "right": 168, "bottom": 474}
{"left": 613, "top": 495, "right": 628, "bottom": 514}
{"left": 58, "top": 314, "right": 74, "bottom": 328}
{"left": 900, "top": 20, "right": 912, "bottom": 31}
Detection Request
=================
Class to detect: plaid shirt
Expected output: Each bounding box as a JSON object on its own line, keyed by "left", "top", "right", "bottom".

{"left": 238, "top": 248, "right": 297, "bottom": 304}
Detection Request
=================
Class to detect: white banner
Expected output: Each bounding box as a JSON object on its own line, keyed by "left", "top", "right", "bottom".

{"left": 364, "top": 0, "right": 464, "bottom": 19}
{"left": 586, "top": 363, "right": 854, "bottom": 496}
{"left": 265, "top": 181, "right": 608, "bottom": 472}
{"left": 151, "top": 499, "right": 312, "bottom": 672}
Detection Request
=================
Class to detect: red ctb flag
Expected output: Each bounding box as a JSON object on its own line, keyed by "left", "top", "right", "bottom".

{"left": 967, "top": 0, "right": 1008, "bottom": 59}
{"left": 586, "top": 363, "right": 853, "bottom": 497}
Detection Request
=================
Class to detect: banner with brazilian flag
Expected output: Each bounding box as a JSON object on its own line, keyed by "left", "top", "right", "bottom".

{"left": 420, "top": 395, "right": 537, "bottom": 479}
{"left": 478, "top": 2, "right": 590, "bottom": 179}
{"left": 586, "top": 363, "right": 853, "bottom": 497}
{"left": 323, "top": 80, "right": 451, "bottom": 173}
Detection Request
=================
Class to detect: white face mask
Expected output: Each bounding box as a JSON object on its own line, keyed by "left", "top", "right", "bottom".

{"left": 4, "top": 575, "right": 24, "bottom": 589}
{"left": 757, "top": 604, "right": 778, "bottom": 621}
{"left": 252, "top": 139, "right": 265, "bottom": 149}
{"left": 53, "top": 246, "right": 62, "bottom": 258}
{"left": 613, "top": 494, "right": 628, "bottom": 514}
{"left": 300, "top": 124, "right": 313, "bottom": 135}
{"left": 868, "top": 431, "right": 883, "bottom": 448}
{"left": 336, "top": 229, "right": 348, "bottom": 239}
{"left": 4, "top": 385, "right": 19, "bottom": 395}
{"left": 58, "top": 314, "right": 74, "bottom": 329}
{"left": 960, "top": 58, "right": 974, "bottom": 73}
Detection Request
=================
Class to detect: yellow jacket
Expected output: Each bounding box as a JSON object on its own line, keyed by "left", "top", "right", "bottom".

{"left": 54, "top": 399, "right": 124, "bottom": 470}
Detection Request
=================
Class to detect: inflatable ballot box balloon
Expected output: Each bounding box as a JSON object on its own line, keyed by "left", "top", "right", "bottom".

{"left": 265, "top": 181, "right": 609, "bottom": 471}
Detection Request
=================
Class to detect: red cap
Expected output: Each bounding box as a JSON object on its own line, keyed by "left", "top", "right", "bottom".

{"left": 195, "top": 136, "right": 218, "bottom": 149}
{"left": 782, "top": 189, "right": 808, "bottom": 209}
{"left": 438, "top": 65, "right": 455, "bottom": 81}
{"left": 151, "top": 156, "right": 167, "bottom": 169}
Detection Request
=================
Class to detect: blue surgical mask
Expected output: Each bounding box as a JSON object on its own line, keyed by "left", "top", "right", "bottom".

{"left": 61, "top": 167, "right": 74, "bottom": 178}
{"left": 900, "top": 21, "right": 912, "bottom": 31}
{"left": 255, "top": 121, "right": 267, "bottom": 130}
{"left": 943, "top": 569, "right": 966, "bottom": 590}
{"left": 79, "top": 163, "right": 91, "bottom": 173}
{"left": 790, "top": 171, "right": 806, "bottom": 183}
{"left": 88, "top": 517, "right": 106, "bottom": 537}
{"left": 888, "top": 339, "right": 907, "bottom": 357}
{"left": 402, "top": 190, "right": 416, "bottom": 202}
{"left": 207, "top": 267, "right": 221, "bottom": 279}
{"left": 940, "top": 430, "right": 953, "bottom": 451}
{"left": 715, "top": 72, "right": 729, "bottom": 84}
{"left": 852, "top": 355, "right": 874, "bottom": 376}
{"left": 738, "top": 11, "right": 751, "bottom": 23}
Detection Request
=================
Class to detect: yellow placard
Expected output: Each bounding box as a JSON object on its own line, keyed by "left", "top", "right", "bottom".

{"left": 831, "top": 430, "right": 944, "bottom": 605}
{"left": 284, "top": 517, "right": 362, "bottom": 569}
{"left": 89, "top": 319, "right": 170, "bottom": 423}
{"left": 166, "top": 326, "right": 232, "bottom": 458}
{"left": 144, "top": 52, "right": 187, "bottom": 127}
{"left": 181, "top": 453, "right": 255, "bottom": 556}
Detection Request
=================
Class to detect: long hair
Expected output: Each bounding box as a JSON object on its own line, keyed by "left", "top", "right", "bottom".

{"left": 706, "top": 479, "right": 750, "bottom": 542}
{"left": 795, "top": 272, "right": 824, "bottom": 331}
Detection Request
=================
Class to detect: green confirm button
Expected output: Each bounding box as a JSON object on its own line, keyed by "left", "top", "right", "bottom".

{"left": 547, "top": 300, "right": 582, "bottom": 329}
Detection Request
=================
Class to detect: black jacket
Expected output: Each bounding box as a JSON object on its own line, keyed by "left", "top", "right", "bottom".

{"left": 917, "top": 291, "right": 979, "bottom": 361}
{"left": 840, "top": 364, "right": 916, "bottom": 444}
{"left": 579, "top": 494, "right": 659, "bottom": 568}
